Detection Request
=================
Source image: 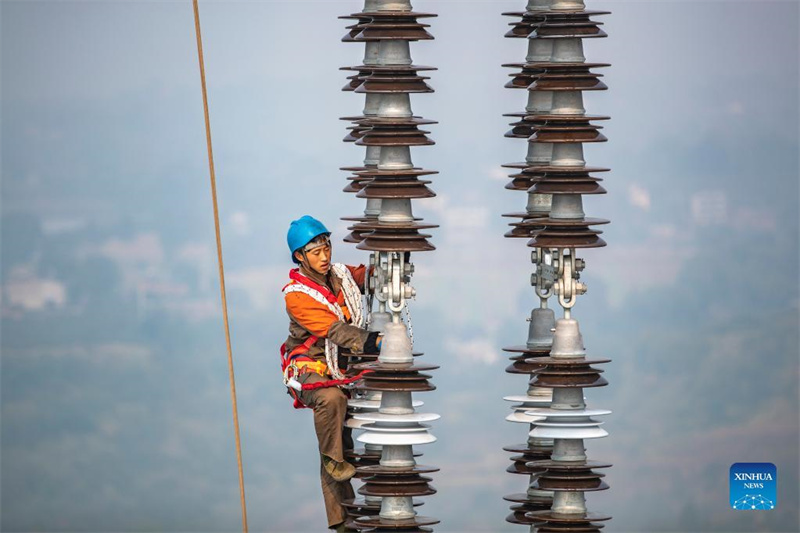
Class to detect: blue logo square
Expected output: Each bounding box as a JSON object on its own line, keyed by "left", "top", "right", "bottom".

{"left": 730, "top": 462, "right": 776, "bottom": 510}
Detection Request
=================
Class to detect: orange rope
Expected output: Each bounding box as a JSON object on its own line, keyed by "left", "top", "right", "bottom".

{"left": 191, "top": 1, "right": 248, "bottom": 531}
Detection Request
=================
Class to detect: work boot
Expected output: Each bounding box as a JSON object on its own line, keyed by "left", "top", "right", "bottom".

{"left": 332, "top": 522, "right": 347, "bottom": 533}
{"left": 322, "top": 455, "right": 356, "bottom": 482}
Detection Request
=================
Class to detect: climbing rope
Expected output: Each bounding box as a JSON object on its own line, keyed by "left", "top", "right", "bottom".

{"left": 191, "top": 1, "right": 248, "bottom": 531}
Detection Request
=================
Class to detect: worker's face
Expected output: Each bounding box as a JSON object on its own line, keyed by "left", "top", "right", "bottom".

{"left": 297, "top": 242, "right": 332, "bottom": 275}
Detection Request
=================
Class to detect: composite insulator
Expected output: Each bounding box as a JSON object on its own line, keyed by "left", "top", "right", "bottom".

{"left": 339, "top": 1, "right": 440, "bottom": 531}
{"left": 499, "top": 1, "right": 613, "bottom": 531}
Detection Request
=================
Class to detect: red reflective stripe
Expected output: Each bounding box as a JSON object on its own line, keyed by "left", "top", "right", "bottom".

{"left": 289, "top": 269, "right": 337, "bottom": 304}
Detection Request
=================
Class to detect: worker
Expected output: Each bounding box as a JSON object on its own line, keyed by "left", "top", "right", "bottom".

{"left": 281, "top": 215, "right": 381, "bottom": 532}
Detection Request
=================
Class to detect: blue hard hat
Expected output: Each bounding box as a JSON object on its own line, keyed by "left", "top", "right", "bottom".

{"left": 287, "top": 215, "right": 331, "bottom": 264}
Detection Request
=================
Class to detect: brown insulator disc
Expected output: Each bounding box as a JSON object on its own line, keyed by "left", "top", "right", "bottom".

{"left": 529, "top": 71, "right": 608, "bottom": 92}
{"left": 344, "top": 125, "right": 370, "bottom": 143}
{"left": 340, "top": 15, "right": 372, "bottom": 42}
{"left": 356, "top": 125, "right": 435, "bottom": 147}
{"left": 346, "top": 448, "right": 422, "bottom": 461}
{"left": 506, "top": 502, "right": 551, "bottom": 525}
{"left": 503, "top": 345, "right": 554, "bottom": 356}
{"left": 340, "top": 165, "right": 375, "bottom": 172}
{"left": 529, "top": 179, "right": 606, "bottom": 196}
{"left": 519, "top": 164, "right": 611, "bottom": 175}
{"left": 355, "top": 23, "right": 434, "bottom": 42}
{"left": 356, "top": 74, "right": 435, "bottom": 94}
{"left": 527, "top": 460, "right": 612, "bottom": 470}
{"left": 357, "top": 229, "right": 436, "bottom": 253}
{"left": 535, "top": 365, "right": 606, "bottom": 376}
{"left": 507, "top": 462, "right": 546, "bottom": 475}
{"left": 505, "top": 121, "right": 537, "bottom": 138}
{"left": 358, "top": 11, "right": 437, "bottom": 19}
{"left": 529, "top": 15, "right": 608, "bottom": 40}
{"left": 356, "top": 116, "right": 438, "bottom": 127}
{"left": 529, "top": 368, "right": 608, "bottom": 389}
{"left": 532, "top": 24, "right": 607, "bottom": 40}
{"left": 526, "top": 510, "right": 612, "bottom": 524}
{"left": 506, "top": 221, "right": 545, "bottom": 239}
{"left": 503, "top": 443, "right": 554, "bottom": 455}
{"left": 502, "top": 161, "right": 533, "bottom": 170}
{"left": 509, "top": 452, "right": 552, "bottom": 471}
{"left": 356, "top": 525, "right": 433, "bottom": 533}
{"left": 504, "top": 492, "right": 554, "bottom": 506}
{"left": 506, "top": 176, "right": 539, "bottom": 191}
{"left": 505, "top": 66, "right": 546, "bottom": 88}
{"left": 526, "top": 356, "right": 611, "bottom": 366}
{"left": 504, "top": 61, "right": 610, "bottom": 70}
{"left": 343, "top": 69, "right": 373, "bottom": 91}
{"left": 529, "top": 124, "right": 607, "bottom": 144}
{"left": 358, "top": 378, "right": 436, "bottom": 392}
{"left": 358, "top": 478, "right": 437, "bottom": 498}
{"left": 353, "top": 516, "right": 440, "bottom": 530}
{"left": 341, "top": 216, "right": 377, "bottom": 243}
{"left": 501, "top": 211, "right": 549, "bottom": 219}
{"left": 356, "top": 220, "right": 438, "bottom": 231}
{"left": 358, "top": 180, "right": 436, "bottom": 200}
{"left": 536, "top": 522, "right": 606, "bottom": 533}
{"left": 527, "top": 217, "right": 609, "bottom": 248}
{"left": 355, "top": 168, "right": 438, "bottom": 177}
{"left": 353, "top": 362, "right": 438, "bottom": 391}
{"left": 523, "top": 112, "right": 610, "bottom": 122}
{"left": 341, "top": 64, "right": 437, "bottom": 74}
{"left": 527, "top": 229, "right": 607, "bottom": 249}
{"left": 357, "top": 464, "right": 439, "bottom": 476}
{"left": 343, "top": 176, "right": 373, "bottom": 194}
{"left": 506, "top": 358, "right": 549, "bottom": 373}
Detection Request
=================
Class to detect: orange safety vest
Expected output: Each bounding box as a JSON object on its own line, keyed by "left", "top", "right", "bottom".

{"left": 280, "top": 268, "right": 371, "bottom": 409}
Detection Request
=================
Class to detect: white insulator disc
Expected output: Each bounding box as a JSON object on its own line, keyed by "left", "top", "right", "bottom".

{"left": 354, "top": 412, "right": 440, "bottom": 423}
{"left": 503, "top": 395, "right": 551, "bottom": 405}
{"left": 525, "top": 407, "right": 612, "bottom": 418}
{"left": 530, "top": 426, "right": 609, "bottom": 440}
{"left": 358, "top": 430, "right": 437, "bottom": 446}
{"left": 533, "top": 418, "right": 603, "bottom": 428}
{"left": 345, "top": 418, "right": 373, "bottom": 429}
{"left": 359, "top": 423, "right": 432, "bottom": 433}
{"left": 348, "top": 399, "right": 424, "bottom": 409}
{"left": 506, "top": 411, "right": 547, "bottom": 423}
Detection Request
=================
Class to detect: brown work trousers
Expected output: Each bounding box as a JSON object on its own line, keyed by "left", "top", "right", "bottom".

{"left": 299, "top": 372, "right": 355, "bottom": 529}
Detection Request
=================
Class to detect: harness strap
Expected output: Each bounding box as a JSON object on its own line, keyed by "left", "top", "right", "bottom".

{"left": 288, "top": 269, "right": 337, "bottom": 304}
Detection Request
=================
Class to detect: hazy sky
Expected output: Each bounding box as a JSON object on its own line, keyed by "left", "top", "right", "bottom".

{"left": 2, "top": 1, "right": 798, "bottom": 532}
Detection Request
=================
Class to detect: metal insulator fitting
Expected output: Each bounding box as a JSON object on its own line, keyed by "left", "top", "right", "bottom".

{"left": 375, "top": 0, "right": 412, "bottom": 11}
{"left": 378, "top": 40, "right": 413, "bottom": 66}
{"left": 378, "top": 93, "right": 413, "bottom": 118}
{"left": 550, "top": 0, "right": 586, "bottom": 12}
{"left": 550, "top": 143, "right": 586, "bottom": 167}
{"left": 551, "top": 91, "right": 585, "bottom": 116}
{"left": 526, "top": 0, "right": 552, "bottom": 11}
{"left": 551, "top": 38, "right": 586, "bottom": 63}
{"left": 378, "top": 146, "right": 414, "bottom": 170}
{"left": 550, "top": 194, "right": 585, "bottom": 220}
{"left": 526, "top": 38, "right": 554, "bottom": 62}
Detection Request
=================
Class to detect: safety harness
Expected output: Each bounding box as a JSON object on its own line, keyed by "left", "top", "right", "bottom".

{"left": 280, "top": 263, "right": 373, "bottom": 409}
